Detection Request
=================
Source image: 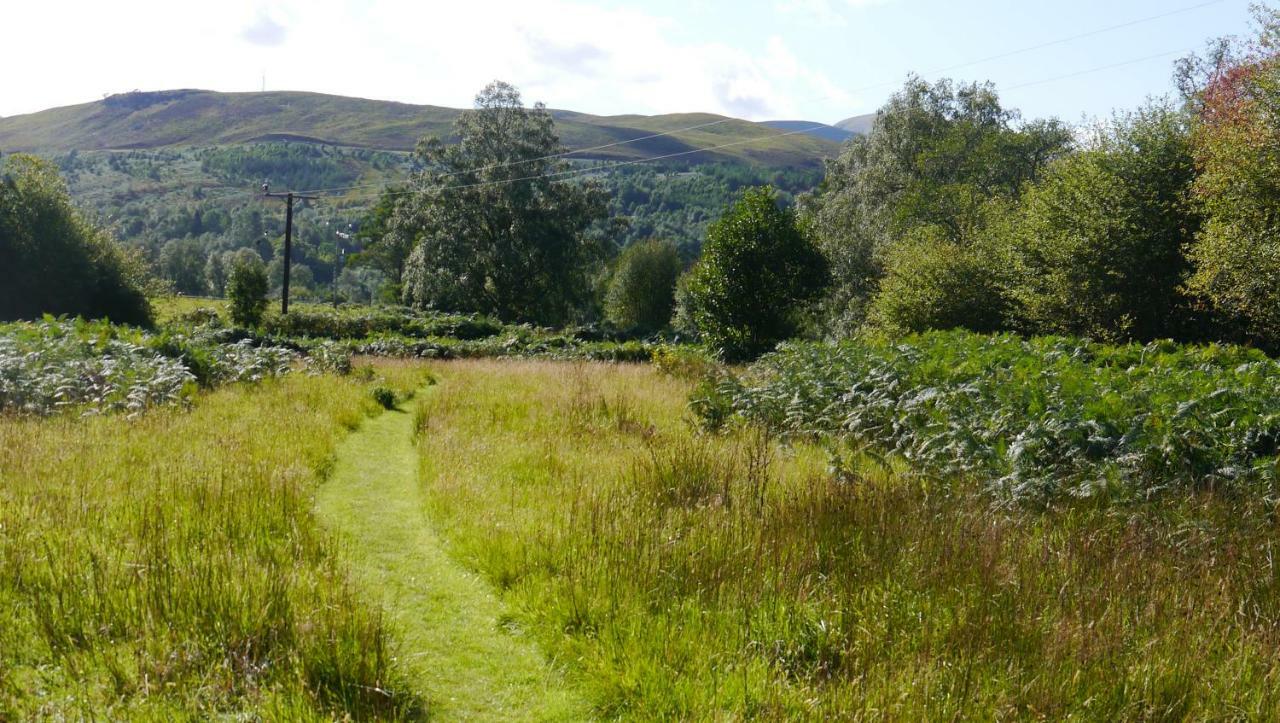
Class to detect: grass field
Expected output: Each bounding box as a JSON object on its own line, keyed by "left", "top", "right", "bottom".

{"left": 412, "top": 360, "right": 1280, "bottom": 719}
{"left": 8, "top": 350, "right": 1280, "bottom": 719}
{"left": 0, "top": 362, "right": 425, "bottom": 719}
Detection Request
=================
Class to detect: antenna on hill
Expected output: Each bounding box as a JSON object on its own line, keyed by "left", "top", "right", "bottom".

{"left": 261, "top": 72, "right": 266, "bottom": 93}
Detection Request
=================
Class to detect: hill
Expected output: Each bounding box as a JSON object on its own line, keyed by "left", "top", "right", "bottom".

{"left": 835, "top": 113, "right": 876, "bottom": 135}
{"left": 760, "top": 120, "right": 854, "bottom": 144}
{"left": 0, "top": 89, "right": 840, "bottom": 169}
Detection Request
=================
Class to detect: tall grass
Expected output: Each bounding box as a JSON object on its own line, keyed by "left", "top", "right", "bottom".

{"left": 413, "top": 360, "right": 1280, "bottom": 719}
{"left": 0, "top": 366, "right": 425, "bottom": 719}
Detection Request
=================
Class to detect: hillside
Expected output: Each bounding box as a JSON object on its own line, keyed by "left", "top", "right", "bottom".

{"left": 0, "top": 89, "right": 840, "bottom": 169}
{"left": 760, "top": 120, "right": 854, "bottom": 143}
{"left": 835, "top": 113, "right": 876, "bottom": 135}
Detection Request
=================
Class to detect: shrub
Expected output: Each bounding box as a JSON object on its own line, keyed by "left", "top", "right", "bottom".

{"left": 604, "top": 240, "right": 682, "bottom": 334}
{"left": 1002, "top": 104, "right": 1200, "bottom": 341}
{"left": 371, "top": 385, "right": 396, "bottom": 410}
{"left": 867, "top": 227, "right": 1006, "bottom": 333}
{"left": 0, "top": 154, "right": 152, "bottom": 325}
{"left": 679, "top": 187, "right": 828, "bottom": 361}
{"left": 226, "top": 250, "right": 269, "bottom": 327}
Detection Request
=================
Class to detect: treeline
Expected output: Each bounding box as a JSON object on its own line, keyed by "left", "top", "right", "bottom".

{"left": 802, "top": 8, "right": 1280, "bottom": 355}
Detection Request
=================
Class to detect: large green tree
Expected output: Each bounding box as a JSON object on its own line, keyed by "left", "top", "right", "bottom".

{"left": 397, "top": 81, "right": 609, "bottom": 324}
{"left": 1183, "top": 5, "right": 1280, "bottom": 347}
{"left": 604, "top": 239, "right": 682, "bottom": 334}
{"left": 679, "top": 187, "right": 828, "bottom": 361}
{"left": 999, "top": 103, "right": 1202, "bottom": 341}
{"left": 805, "top": 77, "right": 1072, "bottom": 333}
{"left": 0, "top": 154, "right": 152, "bottom": 325}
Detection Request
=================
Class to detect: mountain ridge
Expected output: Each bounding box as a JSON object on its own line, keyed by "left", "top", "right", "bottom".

{"left": 0, "top": 89, "right": 843, "bottom": 169}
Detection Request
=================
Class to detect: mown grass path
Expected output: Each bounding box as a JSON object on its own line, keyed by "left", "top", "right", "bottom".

{"left": 316, "top": 403, "right": 589, "bottom": 721}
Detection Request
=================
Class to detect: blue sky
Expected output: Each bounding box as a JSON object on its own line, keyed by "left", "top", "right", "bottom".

{"left": 1, "top": 0, "right": 1255, "bottom": 125}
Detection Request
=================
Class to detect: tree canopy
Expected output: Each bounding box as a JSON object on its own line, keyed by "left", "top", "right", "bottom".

{"left": 805, "top": 77, "right": 1072, "bottom": 332}
{"left": 397, "top": 81, "right": 610, "bottom": 325}
{"left": 679, "top": 186, "right": 828, "bottom": 361}
{"left": 0, "top": 154, "right": 152, "bottom": 325}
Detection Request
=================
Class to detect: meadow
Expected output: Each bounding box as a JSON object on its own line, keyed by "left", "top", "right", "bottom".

{"left": 411, "top": 360, "right": 1280, "bottom": 719}
{"left": 8, "top": 308, "right": 1280, "bottom": 719}
{"left": 0, "top": 359, "right": 426, "bottom": 719}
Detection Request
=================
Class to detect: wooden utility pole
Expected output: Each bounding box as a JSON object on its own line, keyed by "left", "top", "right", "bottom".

{"left": 263, "top": 185, "right": 318, "bottom": 315}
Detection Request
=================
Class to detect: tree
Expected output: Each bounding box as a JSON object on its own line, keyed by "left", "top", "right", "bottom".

{"left": 1001, "top": 104, "right": 1202, "bottom": 341}
{"left": 0, "top": 154, "right": 152, "bottom": 325}
{"left": 397, "top": 81, "right": 609, "bottom": 324}
{"left": 604, "top": 240, "right": 682, "bottom": 333}
{"left": 226, "top": 250, "right": 268, "bottom": 327}
{"left": 1183, "top": 5, "right": 1280, "bottom": 347}
{"left": 158, "top": 237, "right": 208, "bottom": 294}
{"left": 680, "top": 187, "right": 829, "bottom": 361}
{"left": 805, "top": 77, "right": 1072, "bottom": 333}
{"left": 204, "top": 251, "right": 228, "bottom": 296}
{"left": 351, "top": 188, "right": 414, "bottom": 297}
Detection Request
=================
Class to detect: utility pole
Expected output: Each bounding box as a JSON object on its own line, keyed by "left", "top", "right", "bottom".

{"left": 262, "top": 183, "right": 318, "bottom": 315}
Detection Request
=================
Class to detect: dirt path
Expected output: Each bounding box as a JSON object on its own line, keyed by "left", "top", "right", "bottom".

{"left": 316, "top": 404, "right": 589, "bottom": 721}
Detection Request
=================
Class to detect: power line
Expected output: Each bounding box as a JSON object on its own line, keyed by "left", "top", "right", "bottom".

{"left": 288, "top": 117, "right": 735, "bottom": 196}
{"left": 828, "top": 0, "right": 1228, "bottom": 100}
{"left": 1004, "top": 48, "right": 1191, "bottom": 92}
{"left": 334, "top": 123, "right": 833, "bottom": 203}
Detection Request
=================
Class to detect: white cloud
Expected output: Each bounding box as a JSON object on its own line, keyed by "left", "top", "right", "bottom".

{"left": 0, "top": 0, "right": 855, "bottom": 122}
{"left": 241, "top": 11, "right": 287, "bottom": 47}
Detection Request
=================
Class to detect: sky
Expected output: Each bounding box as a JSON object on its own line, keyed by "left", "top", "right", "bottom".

{"left": 1, "top": 0, "right": 1257, "bottom": 125}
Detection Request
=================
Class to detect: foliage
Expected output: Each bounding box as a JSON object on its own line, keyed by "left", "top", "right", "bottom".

{"left": 804, "top": 77, "right": 1072, "bottom": 332}
{"left": 604, "top": 239, "right": 682, "bottom": 334}
{"left": 226, "top": 250, "right": 268, "bottom": 327}
{"left": 371, "top": 385, "right": 397, "bottom": 409}
{"left": 604, "top": 162, "right": 821, "bottom": 254}
{"left": 398, "top": 81, "right": 610, "bottom": 324}
{"left": 1001, "top": 104, "right": 1202, "bottom": 341}
{"left": 867, "top": 226, "right": 1006, "bottom": 333}
{"left": 0, "top": 154, "right": 153, "bottom": 325}
{"left": 679, "top": 187, "right": 828, "bottom": 361}
{"left": 695, "top": 331, "right": 1280, "bottom": 505}
{"left": 0, "top": 318, "right": 300, "bottom": 415}
{"left": 1184, "top": 5, "right": 1280, "bottom": 348}
{"left": 201, "top": 142, "right": 361, "bottom": 191}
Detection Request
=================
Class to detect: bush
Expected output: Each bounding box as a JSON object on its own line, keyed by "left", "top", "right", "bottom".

{"left": 867, "top": 227, "right": 1006, "bottom": 333}
{"left": 371, "top": 385, "right": 396, "bottom": 409}
{"left": 226, "top": 250, "right": 269, "bottom": 327}
{"left": 1002, "top": 104, "right": 1200, "bottom": 341}
{"left": 0, "top": 154, "right": 152, "bottom": 325}
{"left": 604, "top": 240, "right": 682, "bottom": 334}
{"left": 679, "top": 187, "right": 828, "bottom": 361}
{"left": 1183, "top": 11, "right": 1280, "bottom": 348}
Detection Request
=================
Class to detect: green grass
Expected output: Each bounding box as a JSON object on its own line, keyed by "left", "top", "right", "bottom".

{"left": 316, "top": 385, "right": 588, "bottom": 720}
{"left": 0, "top": 363, "right": 424, "bottom": 719}
{"left": 409, "top": 359, "right": 1280, "bottom": 719}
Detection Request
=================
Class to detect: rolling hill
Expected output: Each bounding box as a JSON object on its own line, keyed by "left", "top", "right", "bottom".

{"left": 759, "top": 120, "right": 854, "bottom": 143}
{"left": 835, "top": 113, "right": 877, "bottom": 135}
{"left": 0, "top": 89, "right": 842, "bottom": 169}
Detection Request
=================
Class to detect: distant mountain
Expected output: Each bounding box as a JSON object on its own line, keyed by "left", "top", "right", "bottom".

{"left": 835, "top": 113, "right": 877, "bottom": 136}
{"left": 0, "top": 89, "right": 841, "bottom": 169}
{"left": 760, "top": 120, "right": 854, "bottom": 144}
